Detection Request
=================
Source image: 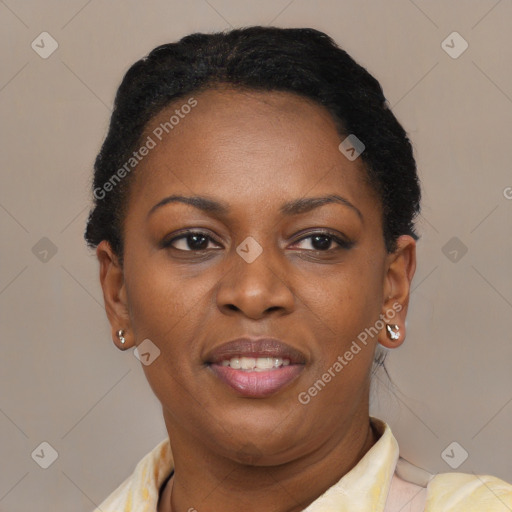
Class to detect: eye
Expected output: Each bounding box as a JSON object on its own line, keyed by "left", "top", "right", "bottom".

{"left": 290, "top": 231, "right": 354, "bottom": 251}
{"left": 162, "top": 230, "right": 222, "bottom": 252}
{"left": 161, "top": 229, "right": 353, "bottom": 253}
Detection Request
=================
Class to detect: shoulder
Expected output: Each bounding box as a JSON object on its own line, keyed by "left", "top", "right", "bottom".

{"left": 425, "top": 471, "right": 512, "bottom": 511}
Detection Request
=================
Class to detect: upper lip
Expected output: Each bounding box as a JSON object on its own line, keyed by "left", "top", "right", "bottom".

{"left": 205, "top": 337, "right": 307, "bottom": 365}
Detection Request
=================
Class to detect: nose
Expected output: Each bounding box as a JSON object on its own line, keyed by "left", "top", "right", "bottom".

{"left": 215, "top": 243, "right": 296, "bottom": 320}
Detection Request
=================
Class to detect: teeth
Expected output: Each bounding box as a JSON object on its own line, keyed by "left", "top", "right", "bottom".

{"left": 240, "top": 357, "right": 256, "bottom": 370}
{"left": 257, "top": 357, "right": 274, "bottom": 370}
{"left": 221, "top": 357, "right": 291, "bottom": 371}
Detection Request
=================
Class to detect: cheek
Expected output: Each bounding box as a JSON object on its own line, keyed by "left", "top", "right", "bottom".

{"left": 301, "top": 280, "right": 380, "bottom": 414}
{"left": 302, "top": 259, "right": 384, "bottom": 385}
{"left": 122, "top": 261, "right": 208, "bottom": 410}
{"left": 122, "top": 256, "right": 220, "bottom": 384}
{"left": 315, "top": 262, "right": 383, "bottom": 332}
{"left": 123, "top": 255, "right": 200, "bottom": 339}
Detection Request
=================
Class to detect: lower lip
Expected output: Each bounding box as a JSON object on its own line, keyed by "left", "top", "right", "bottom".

{"left": 209, "top": 364, "right": 304, "bottom": 398}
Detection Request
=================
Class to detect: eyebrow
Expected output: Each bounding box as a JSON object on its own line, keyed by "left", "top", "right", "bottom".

{"left": 147, "top": 194, "right": 363, "bottom": 221}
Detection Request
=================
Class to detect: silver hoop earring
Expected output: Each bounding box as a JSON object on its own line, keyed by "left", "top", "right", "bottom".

{"left": 117, "top": 329, "right": 126, "bottom": 344}
{"left": 386, "top": 324, "right": 400, "bottom": 341}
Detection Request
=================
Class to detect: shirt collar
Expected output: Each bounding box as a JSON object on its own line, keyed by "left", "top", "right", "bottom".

{"left": 96, "top": 416, "right": 398, "bottom": 511}
{"left": 303, "top": 416, "right": 399, "bottom": 511}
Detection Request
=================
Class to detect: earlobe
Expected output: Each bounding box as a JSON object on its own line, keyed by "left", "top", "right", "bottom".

{"left": 378, "top": 235, "right": 417, "bottom": 349}
{"left": 96, "top": 240, "right": 132, "bottom": 349}
{"left": 379, "top": 314, "right": 405, "bottom": 349}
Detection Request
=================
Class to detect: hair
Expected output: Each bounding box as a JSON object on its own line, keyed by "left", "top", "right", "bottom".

{"left": 84, "top": 26, "right": 421, "bottom": 374}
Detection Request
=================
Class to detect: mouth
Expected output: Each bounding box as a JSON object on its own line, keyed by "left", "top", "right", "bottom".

{"left": 205, "top": 337, "right": 306, "bottom": 398}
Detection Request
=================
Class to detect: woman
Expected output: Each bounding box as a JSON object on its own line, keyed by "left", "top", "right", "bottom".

{"left": 85, "top": 27, "right": 511, "bottom": 511}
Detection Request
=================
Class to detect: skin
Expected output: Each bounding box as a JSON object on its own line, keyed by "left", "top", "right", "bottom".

{"left": 97, "top": 87, "right": 416, "bottom": 512}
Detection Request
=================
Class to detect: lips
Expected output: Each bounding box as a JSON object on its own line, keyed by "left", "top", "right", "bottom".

{"left": 205, "top": 337, "right": 306, "bottom": 398}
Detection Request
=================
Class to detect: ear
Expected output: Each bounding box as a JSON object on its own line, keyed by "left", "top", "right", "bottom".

{"left": 378, "top": 235, "right": 417, "bottom": 349}
{"left": 96, "top": 240, "right": 132, "bottom": 349}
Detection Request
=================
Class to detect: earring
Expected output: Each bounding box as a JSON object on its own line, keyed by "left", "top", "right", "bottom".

{"left": 386, "top": 324, "right": 400, "bottom": 341}
{"left": 117, "top": 329, "right": 126, "bottom": 344}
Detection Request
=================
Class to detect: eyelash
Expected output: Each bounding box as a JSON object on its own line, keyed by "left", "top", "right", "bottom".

{"left": 161, "top": 229, "right": 354, "bottom": 252}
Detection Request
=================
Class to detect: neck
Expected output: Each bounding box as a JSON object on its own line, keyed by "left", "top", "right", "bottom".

{"left": 158, "top": 411, "right": 379, "bottom": 512}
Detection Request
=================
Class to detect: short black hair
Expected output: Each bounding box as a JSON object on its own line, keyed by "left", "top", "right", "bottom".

{"left": 85, "top": 26, "right": 421, "bottom": 262}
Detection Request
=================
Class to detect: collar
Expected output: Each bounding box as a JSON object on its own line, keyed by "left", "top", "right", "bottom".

{"left": 95, "top": 416, "right": 399, "bottom": 511}
{"left": 303, "top": 416, "right": 398, "bottom": 511}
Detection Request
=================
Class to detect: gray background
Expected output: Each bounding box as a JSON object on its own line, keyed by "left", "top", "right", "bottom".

{"left": 1, "top": 0, "right": 511, "bottom": 510}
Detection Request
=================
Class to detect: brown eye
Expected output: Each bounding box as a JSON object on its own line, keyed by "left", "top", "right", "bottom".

{"left": 291, "top": 231, "right": 354, "bottom": 251}
{"left": 162, "top": 231, "right": 222, "bottom": 252}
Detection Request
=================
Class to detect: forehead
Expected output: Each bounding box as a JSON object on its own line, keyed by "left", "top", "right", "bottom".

{"left": 127, "top": 87, "right": 378, "bottom": 219}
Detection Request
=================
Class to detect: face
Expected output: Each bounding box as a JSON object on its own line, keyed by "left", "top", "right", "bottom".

{"left": 98, "top": 87, "right": 415, "bottom": 465}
